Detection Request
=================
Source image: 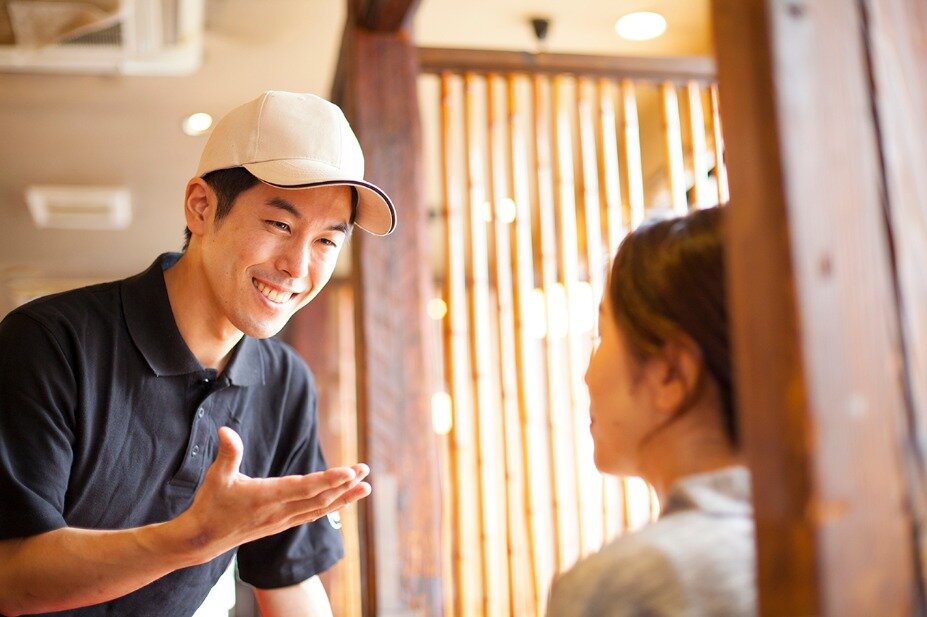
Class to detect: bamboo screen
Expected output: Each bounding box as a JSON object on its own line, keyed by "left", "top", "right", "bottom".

{"left": 423, "top": 71, "right": 727, "bottom": 616}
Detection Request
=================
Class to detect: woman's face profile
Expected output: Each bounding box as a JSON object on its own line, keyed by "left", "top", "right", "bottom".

{"left": 585, "top": 293, "right": 661, "bottom": 477}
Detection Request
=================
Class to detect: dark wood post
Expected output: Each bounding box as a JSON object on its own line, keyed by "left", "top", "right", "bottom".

{"left": 332, "top": 1, "right": 443, "bottom": 615}
{"left": 712, "top": 0, "right": 926, "bottom": 614}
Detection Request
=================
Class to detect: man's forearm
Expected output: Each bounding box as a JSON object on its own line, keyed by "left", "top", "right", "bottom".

{"left": 0, "top": 522, "right": 202, "bottom": 616}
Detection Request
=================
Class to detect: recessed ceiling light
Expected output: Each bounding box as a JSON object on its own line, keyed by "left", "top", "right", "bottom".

{"left": 182, "top": 112, "right": 213, "bottom": 136}
{"left": 615, "top": 11, "right": 667, "bottom": 41}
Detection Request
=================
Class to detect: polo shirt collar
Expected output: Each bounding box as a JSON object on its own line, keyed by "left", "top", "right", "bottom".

{"left": 122, "top": 253, "right": 264, "bottom": 386}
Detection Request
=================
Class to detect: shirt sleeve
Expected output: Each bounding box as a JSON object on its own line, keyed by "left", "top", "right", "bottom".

{"left": 235, "top": 354, "right": 344, "bottom": 589}
{"left": 0, "top": 311, "right": 77, "bottom": 540}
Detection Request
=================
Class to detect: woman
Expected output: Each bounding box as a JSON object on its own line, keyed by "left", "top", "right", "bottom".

{"left": 547, "top": 206, "right": 756, "bottom": 616}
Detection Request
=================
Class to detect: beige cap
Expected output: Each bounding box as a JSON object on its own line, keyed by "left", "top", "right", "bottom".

{"left": 196, "top": 91, "right": 396, "bottom": 236}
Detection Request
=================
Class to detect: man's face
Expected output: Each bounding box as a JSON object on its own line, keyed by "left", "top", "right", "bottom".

{"left": 196, "top": 182, "right": 352, "bottom": 340}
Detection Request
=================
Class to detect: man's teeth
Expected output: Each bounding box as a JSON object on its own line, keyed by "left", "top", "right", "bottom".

{"left": 255, "top": 281, "right": 293, "bottom": 304}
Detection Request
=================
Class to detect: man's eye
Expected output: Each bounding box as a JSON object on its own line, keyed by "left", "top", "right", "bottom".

{"left": 319, "top": 238, "right": 338, "bottom": 248}
{"left": 268, "top": 220, "right": 290, "bottom": 232}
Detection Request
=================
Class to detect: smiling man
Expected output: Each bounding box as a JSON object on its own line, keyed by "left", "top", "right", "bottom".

{"left": 0, "top": 92, "right": 395, "bottom": 616}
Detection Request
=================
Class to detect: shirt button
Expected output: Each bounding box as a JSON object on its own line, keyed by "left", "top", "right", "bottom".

{"left": 192, "top": 445, "right": 200, "bottom": 457}
{"left": 197, "top": 407, "right": 205, "bottom": 418}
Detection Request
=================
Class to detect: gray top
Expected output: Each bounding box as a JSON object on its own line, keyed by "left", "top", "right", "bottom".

{"left": 547, "top": 466, "right": 756, "bottom": 617}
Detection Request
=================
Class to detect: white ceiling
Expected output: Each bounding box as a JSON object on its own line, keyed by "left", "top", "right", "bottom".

{"left": 0, "top": 0, "right": 710, "bottom": 314}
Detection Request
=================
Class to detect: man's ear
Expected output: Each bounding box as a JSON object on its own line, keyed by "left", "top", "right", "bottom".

{"left": 184, "top": 177, "right": 213, "bottom": 237}
{"left": 647, "top": 336, "right": 705, "bottom": 416}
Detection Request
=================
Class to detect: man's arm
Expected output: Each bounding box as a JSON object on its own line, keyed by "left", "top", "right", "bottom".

{"left": 0, "top": 427, "right": 370, "bottom": 617}
{"left": 254, "top": 575, "right": 334, "bottom": 617}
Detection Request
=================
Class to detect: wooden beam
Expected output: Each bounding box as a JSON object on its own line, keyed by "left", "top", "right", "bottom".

{"left": 334, "top": 24, "right": 444, "bottom": 616}
{"left": 866, "top": 0, "right": 927, "bottom": 598}
{"left": 713, "top": 0, "right": 919, "bottom": 614}
{"left": 418, "top": 47, "right": 716, "bottom": 82}
{"left": 350, "top": 0, "right": 422, "bottom": 31}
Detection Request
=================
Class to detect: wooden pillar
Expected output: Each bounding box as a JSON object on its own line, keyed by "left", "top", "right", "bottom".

{"left": 333, "top": 1, "right": 443, "bottom": 615}
{"left": 712, "top": 0, "right": 925, "bottom": 615}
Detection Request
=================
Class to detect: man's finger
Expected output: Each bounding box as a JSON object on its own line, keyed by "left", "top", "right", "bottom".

{"left": 213, "top": 426, "right": 244, "bottom": 479}
{"left": 264, "top": 466, "right": 358, "bottom": 502}
{"left": 291, "top": 480, "right": 372, "bottom": 522}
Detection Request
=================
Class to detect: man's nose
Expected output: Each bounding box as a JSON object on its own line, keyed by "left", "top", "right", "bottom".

{"left": 277, "top": 242, "right": 310, "bottom": 279}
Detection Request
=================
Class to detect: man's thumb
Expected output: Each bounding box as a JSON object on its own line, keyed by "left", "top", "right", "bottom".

{"left": 214, "top": 426, "right": 244, "bottom": 477}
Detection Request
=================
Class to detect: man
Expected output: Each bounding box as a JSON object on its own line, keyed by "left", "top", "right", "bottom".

{"left": 0, "top": 91, "right": 396, "bottom": 616}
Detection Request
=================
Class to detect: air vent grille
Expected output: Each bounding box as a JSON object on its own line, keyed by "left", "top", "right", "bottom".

{"left": 25, "top": 185, "right": 132, "bottom": 230}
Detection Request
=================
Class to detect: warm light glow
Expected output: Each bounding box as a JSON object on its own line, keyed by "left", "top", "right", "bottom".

{"left": 614, "top": 11, "right": 667, "bottom": 41}
{"left": 528, "top": 288, "right": 547, "bottom": 339}
{"left": 482, "top": 200, "right": 494, "bottom": 222}
{"left": 182, "top": 112, "right": 213, "bottom": 136}
{"left": 624, "top": 477, "right": 659, "bottom": 530}
{"left": 431, "top": 391, "right": 453, "bottom": 435}
{"left": 548, "top": 283, "right": 569, "bottom": 339}
{"left": 572, "top": 281, "right": 595, "bottom": 333}
{"left": 496, "top": 197, "right": 517, "bottom": 223}
{"left": 426, "top": 297, "right": 448, "bottom": 320}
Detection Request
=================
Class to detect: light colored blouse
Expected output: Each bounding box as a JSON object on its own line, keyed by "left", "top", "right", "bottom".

{"left": 547, "top": 466, "right": 756, "bottom": 617}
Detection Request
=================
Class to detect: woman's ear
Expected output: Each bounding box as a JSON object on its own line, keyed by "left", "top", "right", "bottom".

{"left": 647, "top": 336, "right": 705, "bottom": 416}
{"left": 184, "top": 178, "right": 213, "bottom": 237}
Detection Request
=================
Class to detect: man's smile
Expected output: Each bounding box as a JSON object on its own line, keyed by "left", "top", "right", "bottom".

{"left": 253, "top": 279, "right": 297, "bottom": 304}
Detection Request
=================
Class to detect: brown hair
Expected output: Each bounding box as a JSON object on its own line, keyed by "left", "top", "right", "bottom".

{"left": 608, "top": 206, "right": 735, "bottom": 443}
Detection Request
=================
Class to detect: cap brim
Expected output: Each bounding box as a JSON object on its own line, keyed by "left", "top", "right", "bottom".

{"left": 242, "top": 161, "right": 397, "bottom": 236}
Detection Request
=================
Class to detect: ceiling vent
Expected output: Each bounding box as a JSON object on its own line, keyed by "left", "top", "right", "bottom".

{"left": 0, "top": 0, "right": 204, "bottom": 75}
{"left": 25, "top": 185, "right": 132, "bottom": 230}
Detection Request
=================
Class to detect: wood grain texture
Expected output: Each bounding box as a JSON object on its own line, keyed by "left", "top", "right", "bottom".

{"left": 865, "top": 0, "right": 927, "bottom": 600}
{"left": 713, "top": 0, "right": 918, "bottom": 614}
{"left": 336, "top": 26, "right": 444, "bottom": 616}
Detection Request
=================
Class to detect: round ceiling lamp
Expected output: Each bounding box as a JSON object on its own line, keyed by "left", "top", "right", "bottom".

{"left": 614, "top": 11, "right": 667, "bottom": 41}
{"left": 182, "top": 112, "right": 213, "bottom": 136}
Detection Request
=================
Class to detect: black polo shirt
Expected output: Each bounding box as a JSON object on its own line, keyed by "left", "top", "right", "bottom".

{"left": 0, "top": 253, "right": 343, "bottom": 616}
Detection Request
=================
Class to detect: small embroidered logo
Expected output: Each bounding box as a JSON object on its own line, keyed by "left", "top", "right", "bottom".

{"left": 327, "top": 512, "right": 342, "bottom": 529}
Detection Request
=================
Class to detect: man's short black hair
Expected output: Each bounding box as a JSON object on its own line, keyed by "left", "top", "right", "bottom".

{"left": 181, "top": 167, "right": 359, "bottom": 250}
{"left": 183, "top": 167, "right": 260, "bottom": 250}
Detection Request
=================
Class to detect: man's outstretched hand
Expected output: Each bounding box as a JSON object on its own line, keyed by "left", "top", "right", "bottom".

{"left": 175, "top": 426, "right": 371, "bottom": 563}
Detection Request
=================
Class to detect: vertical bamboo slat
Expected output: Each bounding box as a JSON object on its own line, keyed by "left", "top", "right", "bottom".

{"left": 686, "top": 81, "right": 711, "bottom": 208}
{"left": 709, "top": 84, "right": 729, "bottom": 205}
{"left": 532, "top": 74, "right": 571, "bottom": 576}
{"left": 463, "top": 72, "right": 509, "bottom": 617}
{"left": 486, "top": 73, "right": 529, "bottom": 617}
{"left": 551, "top": 76, "right": 585, "bottom": 569}
{"left": 620, "top": 79, "right": 646, "bottom": 228}
{"left": 577, "top": 76, "right": 625, "bottom": 552}
{"left": 595, "top": 78, "right": 626, "bottom": 256}
{"left": 572, "top": 76, "right": 609, "bottom": 558}
{"left": 507, "top": 74, "right": 548, "bottom": 616}
{"left": 661, "top": 82, "right": 688, "bottom": 214}
{"left": 439, "top": 72, "right": 482, "bottom": 617}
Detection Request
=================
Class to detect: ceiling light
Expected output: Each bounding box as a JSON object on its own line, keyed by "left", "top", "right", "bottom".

{"left": 182, "top": 112, "right": 213, "bottom": 136}
{"left": 615, "top": 11, "right": 667, "bottom": 41}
